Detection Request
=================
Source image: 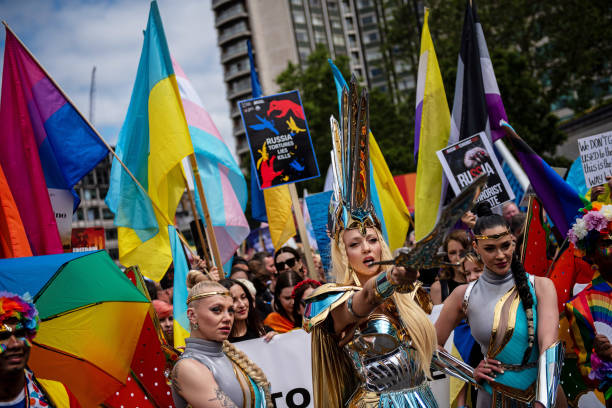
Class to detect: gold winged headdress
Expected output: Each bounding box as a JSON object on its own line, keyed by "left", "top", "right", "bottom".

{"left": 328, "top": 76, "right": 380, "bottom": 242}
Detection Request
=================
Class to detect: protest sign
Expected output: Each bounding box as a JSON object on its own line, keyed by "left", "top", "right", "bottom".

{"left": 235, "top": 330, "right": 313, "bottom": 408}
{"left": 48, "top": 188, "right": 74, "bottom": 251}
{"left": 437, "top": 132, "right": 514, "bottom": 209}
{"left": 577, "top": 131, "right": 612, "bottom": 189}
{"left": 71, "top": 227, "right": 105, "bottom": 252}
{"left": 239, "top": 90, "right": 319, "bottom": 189}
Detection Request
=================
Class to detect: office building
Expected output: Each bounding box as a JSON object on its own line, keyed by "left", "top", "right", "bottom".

{"left": 212, "top": 0, "right": 411, "bottom": 161}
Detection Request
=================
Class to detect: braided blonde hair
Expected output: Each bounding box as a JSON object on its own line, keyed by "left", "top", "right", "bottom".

{"left": 222, "top": 341, "right": 273, "bottom": 407}
{"left": 331, "top": 228, "right": 437, "bottom": 375}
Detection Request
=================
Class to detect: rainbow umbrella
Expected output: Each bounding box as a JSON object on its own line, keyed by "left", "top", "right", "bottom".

{"left": 0, "top": 250, "right": 150, "bottom": 407}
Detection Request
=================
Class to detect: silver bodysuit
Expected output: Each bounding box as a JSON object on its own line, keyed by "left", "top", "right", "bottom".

{"left": 172, "top": 337, "right": 244, "bottom": 408}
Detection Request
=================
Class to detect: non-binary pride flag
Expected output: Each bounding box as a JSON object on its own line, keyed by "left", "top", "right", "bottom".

{"left": 449, "top": 0, "right": 509, "bottom": 145}
{"left": 413, "top": 9, "right": 450, "bottom": 241}
{"left": 172, "top": 59, "right": 249, "bottom": 264}
{"left": 106, "top": 1, "right": 194, "bottom": 281}
{"left": 0, "top": 27, "right": 108, "bottom": 255}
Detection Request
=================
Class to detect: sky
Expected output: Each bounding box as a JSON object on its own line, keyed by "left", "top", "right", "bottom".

{"left": 0, "top": 0, "right": 234, "bottom": 153}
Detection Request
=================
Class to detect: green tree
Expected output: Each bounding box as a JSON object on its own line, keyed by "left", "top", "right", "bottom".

{"left": 276, "top": 45, "right": 415, "bottom": 194}
{"left": 383, "top": 0, "right": 611, "bottom": 159}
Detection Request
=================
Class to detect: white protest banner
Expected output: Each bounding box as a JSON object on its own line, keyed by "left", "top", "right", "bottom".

{"left": 235, "top": 327, "right": 451, "bottom": 408}
{"left": 48, "top": 188, "right": 74, "bottom": 251}
{"left": 235, "top": 330, "right": 313, "bottom": 408}
{"left": 437, "top": 132, "right": 514, "bottom": 209}
{"left": 577, "top": 131, "right": 612, "bottom": 189}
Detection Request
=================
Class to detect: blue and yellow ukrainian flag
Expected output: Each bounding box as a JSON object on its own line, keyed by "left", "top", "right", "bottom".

{"left": 106, "top": 1, "right": 193, "bottom": 281}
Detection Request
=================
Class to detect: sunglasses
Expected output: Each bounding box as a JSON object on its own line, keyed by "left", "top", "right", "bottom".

{"left": 0, "top": 324, "right": 30, "bottom": 342}
{"left": 275, "top": 257, "right": 297, "bottom": 271}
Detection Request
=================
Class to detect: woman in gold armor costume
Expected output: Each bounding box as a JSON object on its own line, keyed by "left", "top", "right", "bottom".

{"left": 302, "top": 76, "right": 439, "bottom": 408}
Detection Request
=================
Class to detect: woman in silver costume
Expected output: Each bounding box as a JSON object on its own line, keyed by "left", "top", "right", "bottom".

{"left": 171, "top": 281, "right": 272, "bottom": 408}
{"left": 302, "top": 77, "right": 439, "bottom": 408}
{"left": 435, "top": 205, "right": 565, "bottom": 408}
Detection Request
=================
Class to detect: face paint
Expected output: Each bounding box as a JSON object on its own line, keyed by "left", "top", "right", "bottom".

{"left": 0, "top": 343, "right": 7, "bottom": 353}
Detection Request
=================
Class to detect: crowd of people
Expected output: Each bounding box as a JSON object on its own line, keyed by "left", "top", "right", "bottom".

{"left": 2, "top": 104, "right": 612, "bottom": 408}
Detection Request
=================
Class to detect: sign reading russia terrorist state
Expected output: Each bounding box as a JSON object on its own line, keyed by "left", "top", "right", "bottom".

{"left": 239, "top": 90, "right": 319, "bottom": 189}
{"left": 577, "top": 131, "right": 612, "bottom": 189}
{"left": 437, "top": 132, "right": 514, "bottom": 209}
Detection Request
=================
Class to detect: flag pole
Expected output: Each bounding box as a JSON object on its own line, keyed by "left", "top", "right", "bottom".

{"left": 188, "top": 154, "right": 224, "bottom": 275}
{"left": 181, "top": 173, "right": 213, "bottom": 269}
{"left": 288, "top": 184, "right": 318, "bottom": 279}
{"left": 1, "top": 21, "right": 196, "bottom": 254}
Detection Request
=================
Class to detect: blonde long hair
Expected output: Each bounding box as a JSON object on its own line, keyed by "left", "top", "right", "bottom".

{"left": 331, "top": 228, "right": 437, "bottom": 375}
{"left": 186, "top": 281, "right": 273, "bottom": 407}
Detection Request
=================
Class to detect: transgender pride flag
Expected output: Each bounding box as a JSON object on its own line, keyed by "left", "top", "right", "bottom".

{"left": 173, "top": 59, "right": 249, "bottom": 264}
{"left": 0, "top": 27, "right": 108, "bottom": 255}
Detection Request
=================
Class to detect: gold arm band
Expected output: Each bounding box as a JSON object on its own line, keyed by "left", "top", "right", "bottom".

{"left": 474, "top": 230, "right": 510, "bottom": 240}
{"left": 186, "top": 291, "right": 231, "bottom": 304}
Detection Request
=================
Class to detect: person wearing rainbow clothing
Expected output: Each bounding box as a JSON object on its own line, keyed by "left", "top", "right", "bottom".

{"left": 0, "top": 293, "right": 80, "bottom": 408}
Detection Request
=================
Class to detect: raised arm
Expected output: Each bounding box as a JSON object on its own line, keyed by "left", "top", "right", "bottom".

{"left": 172, "top": 359, "right": 239, "bottom": 408}
{"left": 330, "top": 266, "right": 418, "bottom": 334}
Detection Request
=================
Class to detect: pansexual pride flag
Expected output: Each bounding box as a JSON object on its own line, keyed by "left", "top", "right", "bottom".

{"left": 0, "top": 27, "right": 108, "bottom": 255}
{"left": 172, "top": 59, "right": 249, "bottom": 264}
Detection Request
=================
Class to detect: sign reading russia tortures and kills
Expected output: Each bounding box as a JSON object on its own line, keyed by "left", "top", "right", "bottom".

{"left": 239, "top": 90, "right": 319, "bottom": 189}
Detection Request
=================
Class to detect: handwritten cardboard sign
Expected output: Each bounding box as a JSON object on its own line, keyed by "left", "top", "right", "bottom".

{"left": 577, "top": 131, "right": 612, "bottom": 189}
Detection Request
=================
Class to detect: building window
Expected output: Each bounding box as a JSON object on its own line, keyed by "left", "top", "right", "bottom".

{"left": 231, "top": 77, "right": 251, "bottom": 93}
{"left": 102, "top": 208, "right": 114, "bottom": 220}
{"left": 292, "top": 10, "right": 306, "bottom": 24}
{"left": 314, "top": 30, "right": 326, "bottom": 44}
{"left": 310, "top": 0, "right": 320, "bottom": 7}
{"left": 311, "top": 14, "right": 323, "bottom": 26}
{"left": 295, "top": 29, "right": 309, "bottom": 43}
{"left": 370, "top": 67, "right": 383, "bottom": 77}
{"left": 299, "top": 47, "right": 311, "bottom": 61}
{"left": 358, "top": 0, "right": 371, "bottom": 7}
{"left": 105, "top": 228, "right": 118, "bottom": 241}
{"left": 86, "top": 208, "right": 99, "bottom": 221}
{"left": 348, "top": 34, "right": 357, "bottom": 48}
{"left": 83, "top": 188, "right": 97, "bottom": 200}
{"left": 74, "top": 208, "right": 84, "bottom": 222}
{"left": 330, "top": 19, "right": 342, "bottom": 30}
{"left": 366, "top": 49, "right": 382, "bottom": 61}
{"left": 365, "top": 31, "right": 378, "bottom": 44}
{"left": 345, "top": 17, "right": 354, "bottom": 31}
{"left": 361, "top": 14, "right": 375, "bottom": 25}
{"left": 333, "top": 34, "right": 345, "bottom": 46}
{"left": 291, "top": 0, "right": 303, "bottom": 5}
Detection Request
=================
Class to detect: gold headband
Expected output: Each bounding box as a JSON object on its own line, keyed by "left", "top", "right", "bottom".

{"left": 474, "top": 230, "right": 510, "bottom": 241}
{"left": 186, "top": 290, "right": 231, "bottom": 305}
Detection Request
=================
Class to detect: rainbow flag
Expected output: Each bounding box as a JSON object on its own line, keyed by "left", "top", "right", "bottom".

{"left": 173, "top": 59, "right": 249, "bottom": 264}
{"left": 413, "top": 9, "right": 450, "bottom": 241}
{"left": 329, "top": 60, "right": 412, "bottom": 251}
{"left": 106, "top": 1, "right": 194, "bottom": 281}
{"left": 0, "top": 28, "right": 108, "bottom": 255}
